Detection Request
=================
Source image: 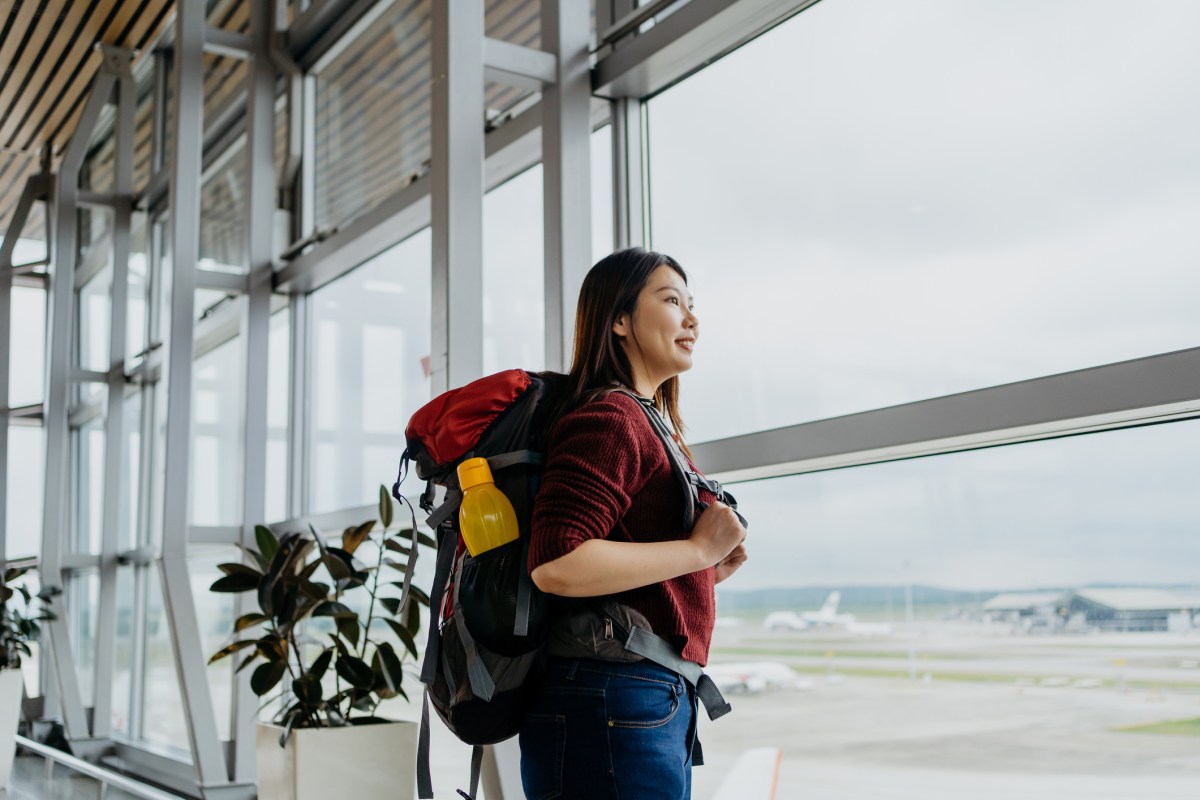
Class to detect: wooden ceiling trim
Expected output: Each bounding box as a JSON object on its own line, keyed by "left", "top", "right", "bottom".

{"left": 0, "top": 1, "right": 107, "bottom": 146}
{"left": 0, "top": 2, "right": 63, "bottom": 127}
{"left": 0, "top": 1, "right": 46, "bottom": 107}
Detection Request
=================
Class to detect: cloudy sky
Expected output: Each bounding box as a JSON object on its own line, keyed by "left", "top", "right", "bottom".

{"left": 645, "top": 0, "right": 1200, "bottom": 591}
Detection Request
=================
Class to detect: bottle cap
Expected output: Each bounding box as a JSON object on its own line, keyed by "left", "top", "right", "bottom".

{"left": 457, "top": 457, "right": 494, "bottom": 491}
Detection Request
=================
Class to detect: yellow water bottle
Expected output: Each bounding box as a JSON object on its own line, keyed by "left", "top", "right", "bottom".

{"left": 457, "top": 457, "right": 519, "bottom": 556}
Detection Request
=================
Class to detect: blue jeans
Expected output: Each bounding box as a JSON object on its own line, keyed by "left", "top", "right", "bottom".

{"left": 519, "top": 657, "right": 699, "bottom": 800}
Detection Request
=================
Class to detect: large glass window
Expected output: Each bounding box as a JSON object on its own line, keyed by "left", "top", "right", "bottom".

{"left": 5, "top": 426, "right": 43, "bottom": 558}
{"left": 648, "top": 0, "right": 1200, "bottom": 443}
{"left": 73, "top": 414, "right": 106, "bottom": 554}
{"left": 9, "top": 286, "right": 44, "bottom": 407}
{"left": 309, "top": 230, "right": 431, "bottom": 514}
{"left": 191, "top": 332, "right": 244, "bottom": 526}
{"left": 698, "top": 419, "right": 1200, "bottom": 798}
{"left": 481, "top": 125, "right": 616, "bottom": 374}
{"left": 315, "top": 2, "right": 431, "bottom": 230}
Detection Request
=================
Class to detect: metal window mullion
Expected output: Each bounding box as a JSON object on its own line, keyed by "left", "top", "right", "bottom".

{"left": 288, "top": 293, "right": 309, "bottom": 519}
{"left": 43, "top": 65, "right": 118, "bottom": 745}
{"left": 541, "top": 0, "right": 592, "bottom": 372}
{"left": 160, "top": 4, "right": 228, "bottom": 786}
{"left": 611, "top": 96, "right": 645, "bottom": 249}
{"left": 231, "top": 0, "right": 277, "bottom": 783}
{"left": 93, "top": 46, "right": 137, "bottom": 741}
{"left": 431, "top": 0, "right": 485, "bottom": 394}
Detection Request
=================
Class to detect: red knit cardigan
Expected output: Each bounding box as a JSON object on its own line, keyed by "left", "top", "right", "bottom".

{"left": 528, "top": 392, "right": 717, "bottom": 666}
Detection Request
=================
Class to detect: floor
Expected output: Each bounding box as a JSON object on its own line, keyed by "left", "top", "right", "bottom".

{"left": 3, "top": 754, "right": 153, "bottom": 799}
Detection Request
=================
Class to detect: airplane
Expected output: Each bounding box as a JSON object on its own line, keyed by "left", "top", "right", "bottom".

{"left": 762, "top": 591, "right": 893, "bottom": 636}
{"left": 706, "top": 661, "right": 813, "bottom": 695}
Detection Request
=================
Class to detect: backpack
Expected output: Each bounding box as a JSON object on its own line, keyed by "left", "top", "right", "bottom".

{"left": 393, "top": 369, "right": 744, "bottom": 799}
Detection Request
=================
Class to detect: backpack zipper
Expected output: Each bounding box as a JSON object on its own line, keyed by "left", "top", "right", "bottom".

{"left": 604, "top": 617, "right": 614, "bottom": 640}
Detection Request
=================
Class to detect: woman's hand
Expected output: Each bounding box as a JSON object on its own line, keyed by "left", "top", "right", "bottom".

{"left": 688, "top": 501, "right": 747, "bottom": 568}
{"left": 714, "top": 542, "right": 747, "bottom": 584}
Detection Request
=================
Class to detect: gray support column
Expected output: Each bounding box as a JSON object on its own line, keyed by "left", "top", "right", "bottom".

{"left": 611, "top": 97, "right": 646, "bottom": 250}
{"left": 430, "top": 0, "right": 485, "bottom": 394}
{"left": 231, "top": 0, "right": 277, "bottom": 783}
{"left": 288, "top": 294, "right": 308, "bottom": 518}
{"left": 541, "top": 0, "right": 593, "bottom": 371}
{"left": 92, "top": 46, "right": 137, "bottom": 740}
{"left": 42, "top": 67, "right": 117, "bottom": 745}
{"left": 160, "top": 4, "right": 229, "bottom": 787}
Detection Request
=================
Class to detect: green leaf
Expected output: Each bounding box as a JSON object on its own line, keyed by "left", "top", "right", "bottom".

{"left": 239, "top": 545, "right": 270, "bottom": 572}
{"left": 392, "top": 529, "right": 434, "bottom": 548}
{"left": 292, "top": 673, "right": 323, "bottom": 705}
{"left": 383, "top": 539, "right": 411, "bottom": 556}
{"left": 210, "top": 574, "right": 259, "bottom": 593}
{"left": 218, "top": 562, "right": 263, "bottom": 579}
{"left": 384, "top": 618, "right": 419, "bottom": 660}
{"left": 234, "top": 613, "right": 269, "bottom": 632}
{"left": 379, "top": 597, "right": 401, "bottom": 616}
{"left": 376, "top": 642, "right": 406, "bottom": 694}
{"left": 389, "top": 583, "right": 430, "bottom": 607}
{"left": 405, "top": 599, "right": 421, "bottom": 636}
{"left": 336, "top": 615, "right": 360, "bottom": 649}
{"left": 250, "top": 660, "right": 287, "bottom": 696}
{"left": 309, "top": 648, "right": 333, "bottom": 680}
{"left": 208, "top": 639, "right": 258, "bottom": 665}
{"left": 348, "top": 715, "right": 395, "bottom": 726}
{"left": 255, "top": 526, "right": 279, "bottom": 562}
{"left": 384, "top": 558, "right": 412, "bottom": 573}
{"left": 341, "top": 521, "right": 375, "bottom": 556}
{"left": 379, "top": 485, "right": 394, "bottom": 529}
{"left": 312, "top": 601, "right": 354, "bottom": 618}
{"left": 234, "top": 652, "right": 259, "bottom": 675}
{"left": 335, "top": 655, "right": 374, "bottom": 689}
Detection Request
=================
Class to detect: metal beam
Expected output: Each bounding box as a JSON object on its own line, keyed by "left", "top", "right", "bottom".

{"left": 160, "top": 3, "right": 229, "bottom": 788}
{"left": 692, "top": 347, "right": 1200, "bottom": 484}
{"left": 231, "top": 0, "right": 277, "bottom": 783}
{"left": 93, "top": 45, "right": 136, "bottom": 741}
{"left": 541, "top": 0, "right": 593, "bottom": 371}
{"left": 43, "top": 64, "right": 117, "bottom": 745}
{"left": 204, "top": 27, "right": 253, "bottom": 60}
{"left": 592, "top": 0, "right": 823, "bottom": 99}
{"left": 430, "top": 0, "right": 484, "bottom": 393}
{"left": 483, "top": 37, "right": 558, "bottom": 92}
{"left": 611, "top": 97, "right": 646, "bottom": 249}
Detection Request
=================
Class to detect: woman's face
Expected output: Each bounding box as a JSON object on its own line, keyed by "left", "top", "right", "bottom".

{"left": 612, "top": 264, "right": 698, "bottom": 394}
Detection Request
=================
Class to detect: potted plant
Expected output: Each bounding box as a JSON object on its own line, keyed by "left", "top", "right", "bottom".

{"left": 0, "top": 567, "right": 57, "bottom": 790}
{"left": 208, "top": 486, "right": 433, "bottom": 800}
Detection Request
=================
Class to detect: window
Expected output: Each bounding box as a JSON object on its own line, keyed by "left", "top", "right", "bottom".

{"left": 648, "top": 0, "right": 1200, "bottom": 443}
{"left": 5, "top": 426, "right": 43, "bottom": 558}
{"left": 697, "top": 419, "right": 1200, "bottom": 798}
{"left": 309, "top": 230, "right": 432, "bottom": 514}
{"left": 192, "top": 332, "right": 245, "bottom": 526}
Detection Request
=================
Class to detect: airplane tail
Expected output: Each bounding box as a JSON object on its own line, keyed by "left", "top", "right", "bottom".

{"left": 820, "top": 590, "right": 841, "bottom": 616}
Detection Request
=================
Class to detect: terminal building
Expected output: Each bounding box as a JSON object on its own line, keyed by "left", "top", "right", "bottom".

{"left": 1, "top": 1, "right": 1199, "bottom": 798}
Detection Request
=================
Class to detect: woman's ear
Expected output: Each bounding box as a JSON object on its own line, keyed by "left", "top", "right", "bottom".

{"left": 611, "top": 313, "right": 630, "bottom": 339}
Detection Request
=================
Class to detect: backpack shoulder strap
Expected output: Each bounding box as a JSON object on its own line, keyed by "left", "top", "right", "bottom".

{"left": 610, "top": 389, "right": 698, "bottom": 530}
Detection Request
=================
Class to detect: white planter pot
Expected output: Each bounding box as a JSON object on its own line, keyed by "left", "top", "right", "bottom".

{"left": 0, "top": 668, "right": 25, "bottom": 790}
{"left": 256, "top": 719, "right": 417, "bottom": 800}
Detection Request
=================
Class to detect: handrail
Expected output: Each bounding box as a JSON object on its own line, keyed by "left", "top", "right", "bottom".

{"left": 15, "top": 735, "right": 184, "bottom": 800}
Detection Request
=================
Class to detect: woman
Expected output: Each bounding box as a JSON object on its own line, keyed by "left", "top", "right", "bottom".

{"left": 521, "top": 247, "right": 749, "bottom": 799}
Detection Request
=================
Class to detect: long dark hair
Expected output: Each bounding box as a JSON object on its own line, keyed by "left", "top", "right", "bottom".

{"left": 544, "top": 247, "right": 693, "bottom": 458}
